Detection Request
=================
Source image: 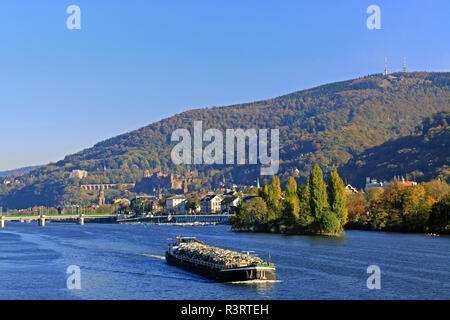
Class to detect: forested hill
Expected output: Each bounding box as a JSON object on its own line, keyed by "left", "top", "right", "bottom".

{"left": 61, "top": 71, "right": 450, "bottom": 175}
{"left": 1, "top": 72, "right": 450, "bottom": 208}
{"left": 340, "top": 111, "right": 450, "bottom": 188}
{"left": 0, "top": 165, "right": 41, "bottom": 177}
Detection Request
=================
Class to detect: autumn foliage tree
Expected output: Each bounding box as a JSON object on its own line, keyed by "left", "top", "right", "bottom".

{"left": 282, "top": 177, "right": 300, "bottom": 228}
{"left": 346, "top": 180, "right": 450, "bottom": 234}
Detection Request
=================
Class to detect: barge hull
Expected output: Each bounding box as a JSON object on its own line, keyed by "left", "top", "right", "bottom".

{"left": 166, "top": 252, "right": 276, "bottom": 282}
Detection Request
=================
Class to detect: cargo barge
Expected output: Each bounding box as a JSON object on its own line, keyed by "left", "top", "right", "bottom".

{"left": 165, "top": 236, "right": 276, "bottom": 282}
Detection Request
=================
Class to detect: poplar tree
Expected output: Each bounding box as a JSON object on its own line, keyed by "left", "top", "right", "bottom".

{"left": 284, "top": 195, "right": 299, "bottom": 226}
{"left": 284, "top": 177, "right": 300, "bottom": 225}
{"left": 285, "top": 177, "right": 297, "bottom": 196}
{"left": 269, "top": 176, "right": 282, "bottom": 214}
{"left": 327, "top": 168, "right": 348, "bottom": 232}
{"left": 308, "top": 165, "right": 329, "bottom": 232}
{"left": 297, "top": 183, "right": 313, "bottom": 226}
{"left": 259, "top": 183, "right": 270, "bottom": 202}
{"left": 271, "top": 176, "right": 282, "bottom": 200}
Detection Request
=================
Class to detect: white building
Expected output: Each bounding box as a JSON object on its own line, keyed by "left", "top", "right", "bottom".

{"left": 166, "top": 195, "right": 187, "bottom": 214}
{"left": 69, "top": 170, "right": 88, "bottom": 179}
{"left": 201, "top": 194, "right": 223, "bottom": 214}
{"left": 345, "top": 184, "right": 358, "bottom": 194}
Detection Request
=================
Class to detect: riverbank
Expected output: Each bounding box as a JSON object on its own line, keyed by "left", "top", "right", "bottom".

{"left": 231, "top": 227, "right": 343, "bottom": 237}
{"left": 120, "top": 221, "right": 221, "bottom": 226}
{"left": 232, "top": 224, "right": 450, "bottom": 238}
{"left": 345, "top": 223, "right": 449, "bottom": 236}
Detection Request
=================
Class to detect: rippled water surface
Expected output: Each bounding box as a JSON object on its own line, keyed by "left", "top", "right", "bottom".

{"left": 0, "top": 222, "right": 449, "bottom": 299}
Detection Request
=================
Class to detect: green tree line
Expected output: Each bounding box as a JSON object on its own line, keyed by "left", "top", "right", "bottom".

{"left": 232, "top": 165, "right": 348, "bottom": 236}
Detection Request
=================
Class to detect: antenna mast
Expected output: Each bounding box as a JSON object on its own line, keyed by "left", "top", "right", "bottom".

{"left": 384, "top": 56, "right": 388, "bottom": 75}
{"left": 403, "top": 56, "right": 407, "bottom": 72}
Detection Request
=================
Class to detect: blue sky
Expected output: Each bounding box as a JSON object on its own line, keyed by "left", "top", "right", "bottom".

{"left": 0, "top": 0, "right": 449, "bottom": 171}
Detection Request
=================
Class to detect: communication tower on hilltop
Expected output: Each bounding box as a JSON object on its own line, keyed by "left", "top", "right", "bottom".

{"left": 403, "top": 56, "right": 407, "bottom": 72}
{"left": 384, "top": 56, "right": 388, "bottom": 75}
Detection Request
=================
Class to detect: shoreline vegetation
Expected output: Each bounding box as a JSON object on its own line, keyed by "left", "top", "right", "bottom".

{"left": 231, "top": 165, "right": 348, "bottom": 237}
{"left": 2, "top": 166, "right": 448, "bottom": 237}
{"left": 231, "top": 165, "right": 450, "bottom": 237}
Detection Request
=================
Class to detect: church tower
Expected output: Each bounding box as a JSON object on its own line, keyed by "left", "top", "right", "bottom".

{"left": 183, "top": 179, "right": 188, "bottom": 194}
{"left": 99, "top": 185, "right": 105, "bottom": 206}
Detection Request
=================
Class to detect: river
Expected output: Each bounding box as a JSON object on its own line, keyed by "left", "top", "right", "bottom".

{"left": 0, "top": 222, "right": 449, "bottom": 299}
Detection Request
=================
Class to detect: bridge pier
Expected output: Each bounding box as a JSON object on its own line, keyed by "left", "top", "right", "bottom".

{"left": 38, "top": 216, "right": 46, "bottom": 227}
{"left": 1, "top": 216, "right": 5, "bottom": 229}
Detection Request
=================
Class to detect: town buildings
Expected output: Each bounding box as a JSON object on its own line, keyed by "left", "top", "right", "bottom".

{"left": 201, "top": 194, "right": 223, "bottom": 214}
{"left": 365, "top": 177, "right": 417, "bottom": 191}
{"left": 220, "top": 196, "right": 240, "bottom": 214}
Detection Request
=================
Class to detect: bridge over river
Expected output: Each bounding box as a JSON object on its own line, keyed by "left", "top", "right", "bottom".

{"left": 0, "top": 213, "right": 117, "bottom": 228}
{"left": 0, "top": 213, "right": 232, "bottom": 228}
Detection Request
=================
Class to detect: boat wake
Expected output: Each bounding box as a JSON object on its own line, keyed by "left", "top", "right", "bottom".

{"left": 141, "top": 253, "right": 166, "bottom": 260}
{"left": 228, "top": 279, "right": 282, "bottom": 285}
